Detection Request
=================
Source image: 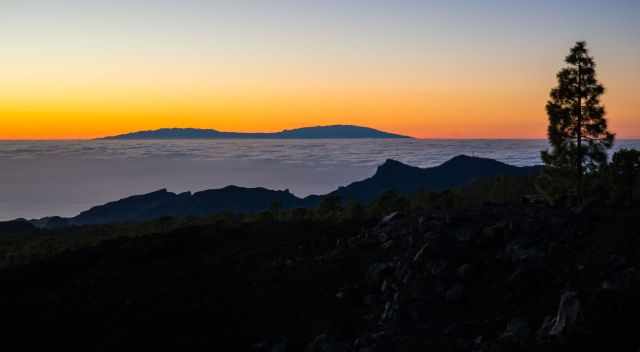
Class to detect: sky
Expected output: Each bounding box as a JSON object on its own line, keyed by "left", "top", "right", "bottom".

{"left": 1, "top": 0, "right": 639, "bottom": 139}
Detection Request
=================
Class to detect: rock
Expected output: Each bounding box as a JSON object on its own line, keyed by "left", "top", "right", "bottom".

{"left": 548, "top": 291, "right": 581, "bottom": 336}
{"left": 367, "top": 263, "right": 394, "bottom": 286}
{"left": 413, "top": 242, "right": 430, "bottom": 262}
{"left": 380, "top": 212, "right": 401, "bottom": 225}
{"left": 424, "top": 231, "right": 441, "bottom": 241}
{"left": 506, "top": 239, "right": 544, "bottom": 263}
{"left": 381, "top": 301, "right": 393, "bottom": 322}
{"left": 364, "top": 294, "right": 377, "bottom": 306}
{"left": 536, "top": 316, "right": 555, "bottom": 340}
{"left": 445, "top": 283, "right": 465, "bottom": 303}
{"left": 603, "top": 267, "right": 639, "bottom": 291}
{"left": 494, "top": 318, "right": 532, "bottom": 350}
{"left": 481, "top": 222, "right": 508, "bottom": 241}
{"left": 377, "top": 232, "right": 390, "bottom": 243}
{"left": 473, "top": 336, "right": 483, "bottom": 346}
{"left": 522, "top": 194, "right": 546, "bottom": 205}
{"left": 271, "top": 337, "right": 288, "bottom": 352}
{"left": 353, "top": 331, "right": 388, "bottom": 351}
{"left": 305, "top": 334, "right": 347, "bottom": 352}
{"left": 380, "top": 292, "right": 400, "bottom": 322}
{"left": 456, "top": 264, "right": 474, "bottom": 280}
{"left": 607, "top": 254, "right": 629, "bottom": 273}
{"left": 429, "top": 260, "right": 448, "bottom": 276}
{"left": 455, "top": 230, "right": 472, "bottom": 242}
{"left": 501, "top": 318, "right": 531, "bottom": 341}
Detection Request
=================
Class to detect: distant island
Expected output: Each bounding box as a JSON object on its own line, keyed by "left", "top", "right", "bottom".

{"left": 99, "top": 125, "right": 411, "bottom": 140}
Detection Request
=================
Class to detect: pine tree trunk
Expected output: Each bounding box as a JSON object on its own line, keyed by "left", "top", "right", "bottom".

{"left": 576, "top": 64, "right": 583, "bottom": 203}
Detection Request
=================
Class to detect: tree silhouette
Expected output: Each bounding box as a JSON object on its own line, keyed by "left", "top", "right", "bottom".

{"left": 610, "top": 149, "right": 640, "bottom": 204}
{"left": 540, "top": 41, "right": 614, "bottom": 202}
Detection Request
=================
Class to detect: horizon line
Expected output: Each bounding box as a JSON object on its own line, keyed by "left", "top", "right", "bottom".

{"left": 3, "top": 137, "right": 640, "bottom": 142}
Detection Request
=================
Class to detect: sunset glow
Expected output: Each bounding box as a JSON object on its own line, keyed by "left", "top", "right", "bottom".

{"left": 2, "top": 1, "right": 638, "bottom": 139}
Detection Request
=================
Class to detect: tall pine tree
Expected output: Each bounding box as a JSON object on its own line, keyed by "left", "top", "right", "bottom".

{"left": 540, "top": 41, "right": 614, "bottom": 203}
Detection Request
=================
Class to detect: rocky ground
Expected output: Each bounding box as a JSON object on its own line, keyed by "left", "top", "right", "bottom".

{"left": 1, "top": 204, "right": 639, "bottom": 351}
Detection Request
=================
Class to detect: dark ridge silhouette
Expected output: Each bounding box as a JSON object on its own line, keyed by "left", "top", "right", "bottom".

{"left": 71, "top": 187, "right": 300, "bottom": 226}
{"left": 99, "top": 124, "right": 411, "bottom": 140}
{"left": 0, "top": 219, "right": 36, "bottom": 234}
{"left": 71, "top": 189, "right": 191, "bottom": 225}
{"left": 186, "top": 186, "right": 300, "bottom": 214}
{"left": 68, "top": 187, "right": 300, "bottom": 226}
{"left": 29, "top": 155, "right": 541, "bottom": 227}
{"left": 306, "top": 155, "right": 542, "bottom": 203}
{"left": 29, "top": 216, "right": 73, "bottom": 230}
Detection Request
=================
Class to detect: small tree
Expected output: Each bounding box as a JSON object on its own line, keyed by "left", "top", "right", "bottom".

{"left": 610, "top": 149, "right": 640, "bottom": 204}
{"left": 540, "top": 41, "right": 614, "bottom": 203}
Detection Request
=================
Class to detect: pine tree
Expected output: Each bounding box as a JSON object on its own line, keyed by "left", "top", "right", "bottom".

{"left": 540, "top": 41, "right": 614, "bottom": 202}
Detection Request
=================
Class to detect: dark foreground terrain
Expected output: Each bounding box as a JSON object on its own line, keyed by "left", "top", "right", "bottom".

{"left": 1, "top": 201, "right": 639, "bottom": 351}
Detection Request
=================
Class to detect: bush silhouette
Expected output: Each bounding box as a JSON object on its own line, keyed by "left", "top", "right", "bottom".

{"left": 610, "top": 149, "right": 640, "bottom": 204}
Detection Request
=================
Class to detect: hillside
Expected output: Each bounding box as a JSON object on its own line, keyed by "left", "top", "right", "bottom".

{"left": 310, "top": 155, "right": 541, "bottom": 203}
{"left": 26, "top": 155, "right": 541, "bottom": 227}
{"left": 1, "top": 202, "right": 639, "bottom": 350}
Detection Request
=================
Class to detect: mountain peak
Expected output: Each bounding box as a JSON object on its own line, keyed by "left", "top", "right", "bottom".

{"left": 377, "top": 159, "right": 410, "bottom": 171}
{"left": 373, "top": 159, "right": 420, "bottom": 180}
{"left": 441, "top": 155, "right": 509, "bottom": 169}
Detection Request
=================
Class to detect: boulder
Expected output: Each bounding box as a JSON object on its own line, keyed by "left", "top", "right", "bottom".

{"left": 380, "top": 212, "right": 401, "bottom": 225}
{"left": 548, "top": 291, "right": 582, "bottom": 336}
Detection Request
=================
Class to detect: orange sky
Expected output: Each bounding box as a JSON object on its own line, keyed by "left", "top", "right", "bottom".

{"left": 1, "top": 1, "right": 638, "bottom": 140}
{"left": 2, "top": 68, "right": 636, "bottom": 139}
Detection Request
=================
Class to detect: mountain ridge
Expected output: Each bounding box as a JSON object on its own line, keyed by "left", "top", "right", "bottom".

{"left": 99, "top": 125, "right": 411, "bottom": 140}
{"left": 25, "top": 155, "right": 542, "bottom": 227}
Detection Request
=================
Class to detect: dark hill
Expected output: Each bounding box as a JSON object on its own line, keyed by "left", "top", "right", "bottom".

{"left": 30, "top": 156, "right": 541, "bottom": 227}
{"left": 186, "top": 186, "right": 300, "bottom": 215}
{"left": 71, "top": 187, "right": 300, "bottom": 226}
{"left": 308, "top": 155, "right": 542, "bottom": 203}
{"left": 72, "top": 189, "right": 190, "bottom": 225}
{"left": 100, "top": 125, "right": 411, "bottom": 140}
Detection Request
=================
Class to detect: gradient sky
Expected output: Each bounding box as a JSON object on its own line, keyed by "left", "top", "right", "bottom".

{"left": 1, "top": 0, "right": 638, "bottom": 139}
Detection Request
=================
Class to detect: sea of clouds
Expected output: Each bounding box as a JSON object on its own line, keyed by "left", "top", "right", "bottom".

{"left": 2, "top": 139, "right": 639, "bottom": 220}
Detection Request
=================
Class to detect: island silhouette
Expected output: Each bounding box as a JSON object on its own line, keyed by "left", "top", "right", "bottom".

{"left": 99, "top": 124, "right": 411, "bottom": 140}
